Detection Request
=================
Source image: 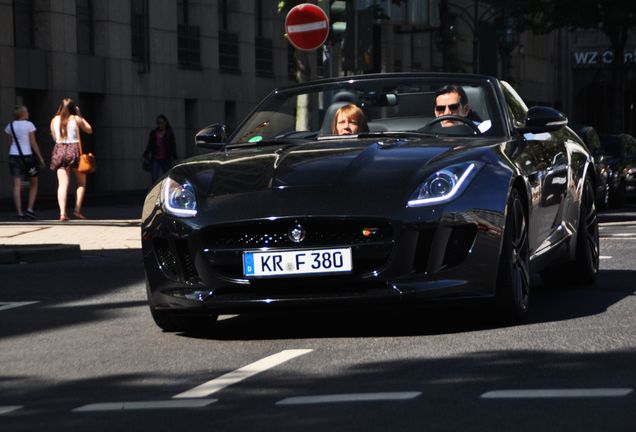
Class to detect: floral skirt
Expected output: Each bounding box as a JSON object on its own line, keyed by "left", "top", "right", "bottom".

{"left": 50, "top": 142, "right": 80, "bottom": 170}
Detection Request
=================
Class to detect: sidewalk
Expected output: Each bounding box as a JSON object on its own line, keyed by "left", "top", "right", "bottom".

{"left": 0, "top": 193, "right": 144, "bottom": 264}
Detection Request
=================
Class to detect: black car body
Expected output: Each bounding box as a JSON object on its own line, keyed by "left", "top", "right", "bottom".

{"left": 599, "top": 133, "right": 636, "bottom": 208}
{"left": 141, "top": 73, "right": 599, "bottom": 332}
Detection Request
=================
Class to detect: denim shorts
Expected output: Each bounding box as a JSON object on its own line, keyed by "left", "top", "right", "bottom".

{"left": 8, "top": 155, "right": 35, "bottom": 177}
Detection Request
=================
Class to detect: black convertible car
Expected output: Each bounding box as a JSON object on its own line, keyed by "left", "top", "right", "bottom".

{"left": 141, "top": 73, "right": 599, "bottom": 332}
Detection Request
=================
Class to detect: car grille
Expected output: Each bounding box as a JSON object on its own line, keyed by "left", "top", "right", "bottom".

{"left": 202, "top": 218, "right": 393, "bottom": 249}
{"left": 200, "top": 218, "right": 395, "bottom": 280}
{"left": 154, "top": 238, "right": 199, "bottom": 283}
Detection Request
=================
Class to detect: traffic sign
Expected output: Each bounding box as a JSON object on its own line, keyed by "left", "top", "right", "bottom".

{"left": 285, "top": 3, "right": 329, "bottom": 51}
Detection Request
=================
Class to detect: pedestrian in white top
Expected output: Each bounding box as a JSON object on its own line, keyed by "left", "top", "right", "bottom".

{"left": 4, "top": 105, "right": 45, "bottom": 219}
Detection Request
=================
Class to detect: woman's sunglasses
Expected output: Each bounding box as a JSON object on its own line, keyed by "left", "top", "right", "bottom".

{"left": 435, "top": 103, "right": 461, "bottom": 113}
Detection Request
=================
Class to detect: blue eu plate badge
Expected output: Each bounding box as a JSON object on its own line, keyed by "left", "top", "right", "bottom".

{"left": 243, "top": 253, "right": 255, "bottom": 276}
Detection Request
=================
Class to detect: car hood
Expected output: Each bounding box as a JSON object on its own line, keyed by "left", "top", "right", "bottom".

{"left": 174, "top": 136, "right": 501, "bottom": 198}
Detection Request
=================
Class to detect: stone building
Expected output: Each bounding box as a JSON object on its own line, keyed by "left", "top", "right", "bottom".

{"left": 6, "top": 0, "right": 621, "bottom": 203}
{"left": 1, "top": 0, "right": 296, "bottom": 199}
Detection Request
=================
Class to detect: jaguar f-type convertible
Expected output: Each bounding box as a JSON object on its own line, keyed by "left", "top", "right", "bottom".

{"left": 141, "top": 73, "right": 599, "bottom": 332}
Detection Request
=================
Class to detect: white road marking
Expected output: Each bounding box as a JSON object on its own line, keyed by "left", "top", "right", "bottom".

{"left": 276, "top": 392, "right": 422, "bottom": 405}
{"left": 600, "top": 236, "right": 636, "bottom": 240}
{"left": 599, "top": 221, "right": 636, "bottom": 227}
{"left": 73, "top": 399, "right": 216, "bottom": 412}
{"left": 173, "top": 349, "right": 313, "bottom": 399}
{"left": 481, "top": 388, "right": 633, "bottom": 399}
{"left": 599, "top": 256, "right": 612, "bottom": 259}
{"left": 218, "top": 314, "right": 239, "bottom": 321}
{"left": 0, "top": 406, "right": 22, "bottom": 415}
{"left": 0, "top": 301, "right": 39, "bottom": 311}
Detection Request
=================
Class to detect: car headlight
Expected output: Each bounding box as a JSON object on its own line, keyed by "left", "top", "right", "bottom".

{"left": 162, "top": 177, "right": 197, "bottom": 217}
{"left": 408, "top": 161, "right": 481, "bottom": 207}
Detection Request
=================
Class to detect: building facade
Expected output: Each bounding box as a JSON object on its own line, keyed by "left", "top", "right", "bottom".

{"left": 1, "top": 0, "right": 297, "bottom": 199}
{"left": 6, "top": 0, "right": 626, "bottom": 202}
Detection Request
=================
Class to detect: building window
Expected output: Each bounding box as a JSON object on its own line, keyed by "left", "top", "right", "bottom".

{"left": 218, "top": 0, "right": 240, "bottom": 73}
{"left": 76, "top": 0, "right": 94, "bottom": 55}
{"left": 254, "top": 1, "right": 273, "bottom": 77}
{"left": 131, "top": 0, "right": 150, "bottom": 72}
{"left": 13, "top": 0, "right": 34, "bottom": 48}
{"left": 178, "top": 0, "right": 200, "bottom": 69}
{"left": 255, "top": 37, "right": 273, "bottom": 77}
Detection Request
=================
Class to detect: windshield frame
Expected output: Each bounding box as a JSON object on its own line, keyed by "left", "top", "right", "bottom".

{"left": 228, "top": 73, "right": 506, "bottom": 146}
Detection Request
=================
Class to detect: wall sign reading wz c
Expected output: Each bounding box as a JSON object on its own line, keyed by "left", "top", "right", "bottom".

{"left": 573, "top": 49, "right": 636, "bottom": 68}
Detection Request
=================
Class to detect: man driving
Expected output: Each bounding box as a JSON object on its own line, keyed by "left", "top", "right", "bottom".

{"left": 434, "top": 85, "right": 491, "bottom": 132}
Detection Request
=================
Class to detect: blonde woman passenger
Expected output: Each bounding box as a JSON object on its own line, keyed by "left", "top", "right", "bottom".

{"left": 50, "top": 98, "right": 93, "bottom": 221}
{"left": 331, "top": 104, "right": 369, "bottom": 135}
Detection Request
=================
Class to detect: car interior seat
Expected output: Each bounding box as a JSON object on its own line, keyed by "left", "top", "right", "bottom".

{"left": 462, "top": 86, "right": 486, "bottom": 122}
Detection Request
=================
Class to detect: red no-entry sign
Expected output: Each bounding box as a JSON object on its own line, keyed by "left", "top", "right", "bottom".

{"left": 285, "top": 3, "right": 329, "bottom": 51}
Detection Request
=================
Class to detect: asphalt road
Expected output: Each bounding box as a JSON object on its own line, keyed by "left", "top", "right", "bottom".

{"left": 1, "top": 206, "right": 636, "bottom": 432}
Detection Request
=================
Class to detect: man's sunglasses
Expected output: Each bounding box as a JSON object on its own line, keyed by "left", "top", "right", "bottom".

{"left": 435, "top": 103, "right": 461, "bottom": 113}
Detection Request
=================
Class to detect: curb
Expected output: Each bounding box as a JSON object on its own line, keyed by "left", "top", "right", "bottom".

{"left": 0, "top": 244, "right": 82, "bottom": 265}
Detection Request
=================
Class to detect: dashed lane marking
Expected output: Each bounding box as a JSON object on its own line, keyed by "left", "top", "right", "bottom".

{"left": 0, "top": 406, "right": 22, "bottom": 415}
{"left": 599, "top": 221, "right": 636, "bottom": 227}
{"left": 0, "top": 301, "right": 39, "bottom": 311}
{"left": 173, "top": 349, "right": 313, "bottom": 399}
{"left": 600, "top": 236, "right": 636, "bottom": 240}
{"left": 73, "top": 399, "right": 216, "bottom": 412}
{"left": 276, "top": 392, "right": 422, "bottom": 405}
{"left": 481, "top": 388, "right": 633, "bottom": 399}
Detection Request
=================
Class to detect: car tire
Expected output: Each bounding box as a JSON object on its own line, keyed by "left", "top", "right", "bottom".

{"left": 150, "top": 307, "right": 219, "bottom": 333}
{"left": 495, "top": 188, "right": 530, "bottom": 321}
{"left": 571, "top": 176, "right": 600, "bottom": 284}
{"left": 541, "top": 176, "right": 599, "bottom": 287}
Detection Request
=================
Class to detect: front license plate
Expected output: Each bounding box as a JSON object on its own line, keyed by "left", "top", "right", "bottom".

{"left": 243, "top": 248, "right": 352, "bottom": 277}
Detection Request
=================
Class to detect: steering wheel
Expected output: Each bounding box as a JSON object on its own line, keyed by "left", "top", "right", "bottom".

{"left": 420, "top": 115, "right": 481, "bottom": 135}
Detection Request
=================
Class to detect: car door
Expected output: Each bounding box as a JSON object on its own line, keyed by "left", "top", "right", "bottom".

{"left": 500, "top": 82, "right": 569, "bottom": 253}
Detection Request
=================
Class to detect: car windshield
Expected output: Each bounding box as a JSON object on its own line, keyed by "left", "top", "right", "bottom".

{"left": 230, "top": 76, "right": 505, "bottom": 145}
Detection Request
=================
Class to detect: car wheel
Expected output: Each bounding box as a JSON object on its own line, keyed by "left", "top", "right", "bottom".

{"left": 571, "top": 176, "right": 599, "bottom": 284}
{"left": 150, "top": 307, "right": 219, "bottom": 333}
{"left": 495, "top": 188, "right": 530, "bottom": 321}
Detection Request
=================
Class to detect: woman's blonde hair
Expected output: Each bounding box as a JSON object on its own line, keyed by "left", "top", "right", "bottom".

{"left": 12, "top": 105, "right": 27, "bottom": 119}
{"left": 331, "top": 104, "right": 369, "bottom": 135}
{"left": 55, "top": 98, "right": 77, "bottom": 139}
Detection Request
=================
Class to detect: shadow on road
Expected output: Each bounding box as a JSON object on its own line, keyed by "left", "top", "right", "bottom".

{"left": 179, "top": 269, "right": 635, "bottom": 341}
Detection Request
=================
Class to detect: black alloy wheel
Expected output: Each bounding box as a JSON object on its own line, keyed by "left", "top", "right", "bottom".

{"left": 495, "top": 188, "right": 530, "bottom": 321}
{"left": 572, "top": 176, "right": 600, "bottom": 284}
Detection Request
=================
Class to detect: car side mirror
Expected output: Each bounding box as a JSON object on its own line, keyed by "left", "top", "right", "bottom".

{"left": 518, "top": 106, "right": 568, "bottom": 133}
{"left": 195, "top": 124, "right": 227, "bottom": 150}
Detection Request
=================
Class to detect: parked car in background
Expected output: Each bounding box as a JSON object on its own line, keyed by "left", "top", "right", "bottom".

{"left": 599, "top": 133, "right": 636, "bottom": 208}
{"left": 574, "top": 126, "right": 610, "bottom": 209}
